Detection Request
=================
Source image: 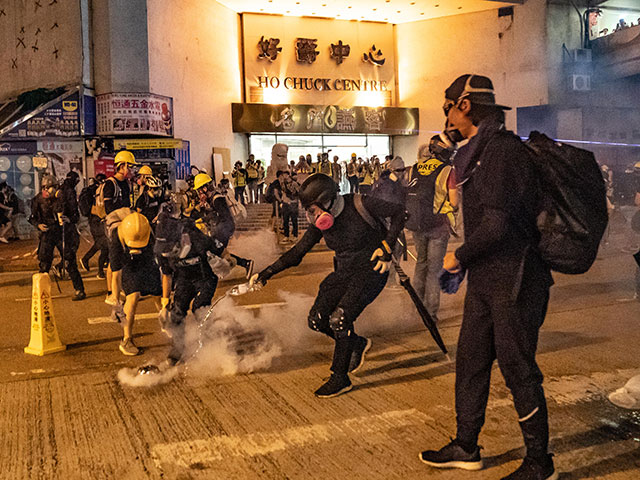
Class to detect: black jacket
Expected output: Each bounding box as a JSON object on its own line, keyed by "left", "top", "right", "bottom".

{"left": 266, "top": 194, "right": 404, "bottom": 276}
{"left": 453, "top": 119, "right": 552, "bottom": 294}
{"left": 30, "top": 193, "right": 59, "bottom": 230}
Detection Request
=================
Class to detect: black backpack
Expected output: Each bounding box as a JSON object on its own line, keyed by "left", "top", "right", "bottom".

{"left": 525, "top": 131, "right": 608, "bottom": 274}
{"left": 264, "top": 180, "right": 279, "bottom": 203}
{"left": 78, "top": 185, "right": 96, "bottom": 217}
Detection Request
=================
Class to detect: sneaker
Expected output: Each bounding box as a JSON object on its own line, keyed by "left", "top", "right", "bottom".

{"left": 119, "top": 337, "right": 140, "bottom": 356}
{"left": 79, "top": 258, "right": 90, "bottom": 272}
{"left": 50, "top": 265, "right": 61, "bottom": 278}
{"left": 314, "top": 373, "right": 352, "bottom": 398}
{"left": 96, "top": 271, "right": 106, "bottom": 279}
{"left": 244, "top": 259, "right": 255, "bottom": 280}
{"left": 349, "top": 336, "right": 372, "bottom": 374}
{"left": 105, "top": 294, "right": 118, "bottom": 306}
{"left": 501, "top": 455, "right": 558, "bottom": 480}
{"left": 419, "top": 439, "right": 483, "bottom": 471}
{"left": 72, "top": 290, "right": 86, "bottom": 301}
{"left": 0, "top": 237, "right": 8, "bottom": 244}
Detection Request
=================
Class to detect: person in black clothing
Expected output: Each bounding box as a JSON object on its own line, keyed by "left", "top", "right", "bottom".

{"left": 192, "top": 173, "right": 254, "bottom": 278}
{"left": 155, "top": 211, "right": 226, "bottom": 365}
{"left": 81, "top": 174, "right": 109, "bottom": 278}
{"left": 251, "top": 173, "right": 405, "bottom": 398}
{"left": 30, "top": 174, "right": 85, "bottom": 301}
{"left": 135, "top": 175, "right": 164, "bottom": 228}
{"left": 419, "top": 75, "right": 556, "bottom": 480}
{"left": 104, "top": 150, "right": 137, "bottom": 306}
{"left": 279, "top": 171, "right": 300, "bottom": 242}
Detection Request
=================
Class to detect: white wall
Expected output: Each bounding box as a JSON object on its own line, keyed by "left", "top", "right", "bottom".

{"left": 146, "top": 0, "right": 245, "bottom": 173}
{"left": 394, "top": 0, "right": 549, "bottom": 162}
{"left": 0, "top": 0, "right": 83, "bottom": 100}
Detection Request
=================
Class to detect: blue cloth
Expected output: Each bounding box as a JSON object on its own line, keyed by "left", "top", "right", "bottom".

{"left": 438, "top": 268, "right": 466, "bottom": 294}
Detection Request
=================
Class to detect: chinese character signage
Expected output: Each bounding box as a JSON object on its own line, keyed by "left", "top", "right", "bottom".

{"left": 232, "top": 103, "right": 418, "bottom": 135}
{"left": 243, "top": 14, "right": 395, "bottom": 107}
{"left": 96, "top": 93, "right": 174, "bottom": 137}
{"left": 1, "top": 91, "right": 81, "bottom": 139}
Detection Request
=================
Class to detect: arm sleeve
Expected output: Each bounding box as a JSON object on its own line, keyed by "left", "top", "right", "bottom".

{"left": 262, "top": 227, "right": 322, "bottom": 278}
{"left": 29, "top": 197, "right": 39, "bottom": 226}
{"left": 455, "top": 208, "right": 510, "bottom": 267}
{"left": 455, "top": 137, "right": 526, "bottom": 267}
{"left": 362, "top": 195, "right": 405, "bottom": 250}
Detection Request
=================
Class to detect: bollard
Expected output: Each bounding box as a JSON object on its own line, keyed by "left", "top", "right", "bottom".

{"left": 24, "top": 273, "right": 66, "bottom": 356}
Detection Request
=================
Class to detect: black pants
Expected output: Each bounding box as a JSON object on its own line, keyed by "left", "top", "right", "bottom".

{"left": 38, "top": 226, "right": 85, "bottom": 293}
{"left": 234, "top": 186, "right": 246, "bottom": 205}
{"left": 348, "top": 176, "right": 359, "bottom": 194}
{"left": 169, "top": 270, "right": 218, "bottom": 362}
{"left": 455, "top": 274, "right": 550, "bottom": 458}
{"left": 281, "top": 202, "right": 298, "bottom": 238}
{"left": 82, "top": 216, "right": 108, "bottom": 274}
{"left": 310, "top": 265, "right": 388, "bottom": 376}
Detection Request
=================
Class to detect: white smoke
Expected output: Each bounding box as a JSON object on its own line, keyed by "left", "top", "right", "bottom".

{"left": 609, "top": 374, "right": 640, "bottom": 410}
{"left": 228, "top": 229, "right": 281, "bottom": 272}
{"left": 117, "top": 364, "right": 179, "bottom": 388}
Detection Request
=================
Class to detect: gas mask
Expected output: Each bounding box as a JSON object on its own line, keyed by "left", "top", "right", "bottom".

{"left": 306, "top": 195, "right": 344, "bottom": 231}
{"left": 444, "top": 125, "right": 466, "bottom": 146}
{"left": 155, "top": 218, "right": 192, "bottom": 260}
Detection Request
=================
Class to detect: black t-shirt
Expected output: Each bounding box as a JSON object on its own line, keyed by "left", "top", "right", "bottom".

{"left": 103, "top": 177, "right": 131, "bottom": 214}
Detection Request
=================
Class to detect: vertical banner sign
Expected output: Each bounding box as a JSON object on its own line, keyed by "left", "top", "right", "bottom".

{"left": 175, "top": 140, "right": 190, "bottom": 180}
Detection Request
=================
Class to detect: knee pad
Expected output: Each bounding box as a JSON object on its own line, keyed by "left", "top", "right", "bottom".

{"left": 329, "top": 307, "right": 352, "bottom": 338}
{"left": 307, "top": 308, "right": 323, "bottom": 332}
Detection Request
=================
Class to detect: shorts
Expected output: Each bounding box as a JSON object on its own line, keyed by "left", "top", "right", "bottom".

{"left": 122, "top": 255, "right": 162, "bottom": 296}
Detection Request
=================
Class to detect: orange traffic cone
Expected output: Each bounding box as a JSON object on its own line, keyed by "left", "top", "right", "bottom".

{"left": 24, "top": 273, "right": 66, "bottom": 356}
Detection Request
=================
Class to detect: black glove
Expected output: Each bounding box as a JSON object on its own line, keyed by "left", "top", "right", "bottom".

{"left": 370, "top": 241, "right": 393, "bottom": 274}
{"left": 438, "top": 268, "right": 466, "bottom": 294}
{"left": 250, "top": 267, "right": 274, "bottom": 287}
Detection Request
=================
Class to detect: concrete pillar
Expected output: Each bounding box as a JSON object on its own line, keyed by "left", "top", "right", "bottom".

{"left": 92, "top": 0, "right": 150, "bottom": 94}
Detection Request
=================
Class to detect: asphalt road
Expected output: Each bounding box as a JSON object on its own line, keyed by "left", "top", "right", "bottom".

{"left": 0, "top": 234, "right": 639, "bottom": 479}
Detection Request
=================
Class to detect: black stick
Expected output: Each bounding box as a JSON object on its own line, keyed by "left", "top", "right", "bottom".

{"left": 391, "top": 259, "right": 449, "bottom": 357}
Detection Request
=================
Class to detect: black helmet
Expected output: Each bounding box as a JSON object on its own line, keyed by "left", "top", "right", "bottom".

{"left": 299, "top": 173, "right": 338, "bottom": 209}
{"left": 428, "top": 133, "right": 455, "bottom": 163}
{"left": 66, "top": 170, "right": 80, "bottom": 186}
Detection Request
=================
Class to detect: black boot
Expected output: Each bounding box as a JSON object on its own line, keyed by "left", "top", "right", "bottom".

{"left": 314, "top": 373, "right": 352, "bottom": 398}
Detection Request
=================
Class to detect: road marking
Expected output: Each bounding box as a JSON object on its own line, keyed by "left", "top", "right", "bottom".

{"left": 151, "top": 409, "right": 433, "bottom": 469}
{"left": 87, "top": 303, "right": 289, "bottom": 324}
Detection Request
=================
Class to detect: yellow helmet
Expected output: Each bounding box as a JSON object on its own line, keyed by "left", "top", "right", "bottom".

{"left": 138, "top": 165, "right": 152, "bottom": 175}
{"left": 114, "top": 150, "right": 139, "bottom": 166}
{"left": 193, "top": 173, "right": 213, "bottom": 190}
{"left": 118, "top": 212, "right": 151, "bottom": 249}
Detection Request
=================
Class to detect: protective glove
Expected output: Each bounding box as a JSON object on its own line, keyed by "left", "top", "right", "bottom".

{"left": 249, "top": 267, "right": 274, "bottom": 288}
{"left": 438, "top": 268, "right": 466, "bottom": 294}
{"left": 370, "top": 242, "right": 392, "bottom": 274}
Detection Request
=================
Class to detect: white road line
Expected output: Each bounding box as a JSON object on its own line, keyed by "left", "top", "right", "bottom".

{"left": 151, "top": 409, "right": 433, "bottom": 469}
{"left": 87, "top": 303, "right": 289, "bottom": 324}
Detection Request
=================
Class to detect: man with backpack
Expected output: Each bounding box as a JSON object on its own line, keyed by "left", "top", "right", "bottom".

{"left": 231, "top": 161, "right": 248, "bottom": 205}
{"left": 101, "top": 150, "right": 138, "bottom": 306}
{"left": 419, "top": 75, "right": 557, "bottom": 480}
{"left": 80, "top": 174, "right": 109, "bottom": 278}
{"left": 405, "top": 135, "right": 457, "bottom": 322}
{"left": 250, "top": 173, "right": 405, "bottom": 398}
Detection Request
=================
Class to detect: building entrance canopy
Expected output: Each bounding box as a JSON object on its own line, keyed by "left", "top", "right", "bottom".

{"left": 232, "top": 103, "right": 418, "bottom": 136}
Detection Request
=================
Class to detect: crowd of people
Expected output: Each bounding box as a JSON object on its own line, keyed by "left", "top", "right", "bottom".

{"left": 9, "top": 72, "right": 640, "bottom": 480}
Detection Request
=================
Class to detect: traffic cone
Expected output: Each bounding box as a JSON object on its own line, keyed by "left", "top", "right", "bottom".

{"left": 24, "top": 273, "right": 66, "bottom": 356}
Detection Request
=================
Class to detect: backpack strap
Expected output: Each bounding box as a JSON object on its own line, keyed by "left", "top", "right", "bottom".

{"left": 353, "top": 194, "right": 383, "bottom": 233}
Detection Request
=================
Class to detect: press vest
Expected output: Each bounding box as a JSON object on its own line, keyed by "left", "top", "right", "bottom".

{"left": 405, "top": 157, "right": 449, "bottom": 233}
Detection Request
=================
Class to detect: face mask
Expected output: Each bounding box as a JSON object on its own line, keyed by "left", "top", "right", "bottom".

{"left": 445, "top": 127, "right": 466, "bottom": 145}
{"left": 313, "top": 211, "right": 334, "bottom": 231}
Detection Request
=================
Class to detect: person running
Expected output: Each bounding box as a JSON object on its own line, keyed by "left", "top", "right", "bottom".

{"left": 251, "top": 173, "right": 405, "bottom": 398}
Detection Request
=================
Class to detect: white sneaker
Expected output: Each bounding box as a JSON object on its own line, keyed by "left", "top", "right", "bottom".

{"left": 0, "top": 237, "right": 8, "bottom": 244}
{"left": 105, "top": 294, "right": 118, "bottom": 306}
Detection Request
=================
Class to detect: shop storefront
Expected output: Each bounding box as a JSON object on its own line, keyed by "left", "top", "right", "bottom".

{"left": 232, "top": 13, "right": 418, "bottom": 168}
{"left": 0, "top": 85, "right": 95, "bottom": 200}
